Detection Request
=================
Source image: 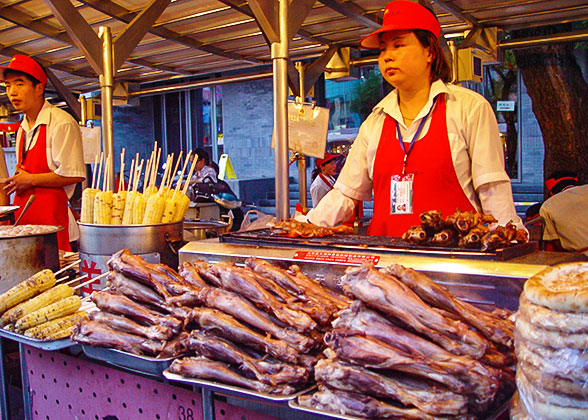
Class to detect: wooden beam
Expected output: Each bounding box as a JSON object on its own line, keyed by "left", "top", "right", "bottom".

{"left": 44, "top": 0, "right": 104, "bottom": 74}
{"left": 318, "top": 0, "right": 380, "bottom": 29}
{"left": 113, "top": 0, "right": 171, "bottom": 72}
{"left": 46, "top": 68, "right": 81, "bottom": 121}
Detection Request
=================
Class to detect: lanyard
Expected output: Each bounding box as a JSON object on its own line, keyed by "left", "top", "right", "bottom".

{"left": 20, "top": 124, "right": 41, "bottom": 166}
{"left": 396, "top": 97, "right": 437, "bottom": 176}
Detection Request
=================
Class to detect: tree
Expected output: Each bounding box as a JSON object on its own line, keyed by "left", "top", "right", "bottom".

{"left": 512, "top": 29, "right": 588, "bottom": 187}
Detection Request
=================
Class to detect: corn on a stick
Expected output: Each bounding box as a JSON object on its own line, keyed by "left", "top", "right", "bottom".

{"left": 9, "top": 283, "right": 74, "bottom": 323}
{"left": 122, "top": 159, "right": 143, "bottom": 225}
{"left": 15, "top": 295, "right": 81, "bottom": 332}
{"left": 24, "top": 311, "right": 89, "bottom": 340}
{"left": 54, "top": 260, "right": 81, "bottom": 278}
{"left": 0, "top": 269, "right": 56, "bottom": 315}
{"left": 132, "top": 193, "right": 146, "bottom": 224}
{"left": 172, "top": 152, "right": 199, "bottom": 222}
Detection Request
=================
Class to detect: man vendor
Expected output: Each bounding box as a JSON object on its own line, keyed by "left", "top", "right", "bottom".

{"left": 1, "top": 55, "right": 85, "bottom": 250}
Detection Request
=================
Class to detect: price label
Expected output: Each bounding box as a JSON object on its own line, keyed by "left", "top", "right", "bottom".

{"left": 496, "top": 100, "right": 515, "bottom": 111}
{"left": 177, "top": 405, "right": 196, "bottom": 420}
{"left": 293, "top": 250, "right": 380, "bottom": 265}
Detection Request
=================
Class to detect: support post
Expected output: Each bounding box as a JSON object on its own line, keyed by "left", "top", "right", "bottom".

{"left": 99, "top": 26, "right": 115, "bottom": 191}
{"left": 295, "top": 61, "right": 308, "bottom": 211}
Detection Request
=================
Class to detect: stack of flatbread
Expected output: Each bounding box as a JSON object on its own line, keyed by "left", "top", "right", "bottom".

{"left": 512, "top": 261, "right": 588, "bottom": 420}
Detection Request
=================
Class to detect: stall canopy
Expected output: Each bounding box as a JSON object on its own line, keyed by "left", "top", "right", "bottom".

{"left": 0, "top": 0, "right": 587, "bottom": 98}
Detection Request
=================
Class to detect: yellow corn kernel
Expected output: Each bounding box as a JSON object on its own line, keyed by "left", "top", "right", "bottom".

{"left": 144, "top": 185, "right": 158, "bottom": 198}
{"left": 93, "top": 191, "right": 114, "bottom": 224}
{"left": 0, "top": 269, "right": 56, "bottom": 315}
{"left": 111, "top": 191, "right": 127, "bottom": 225}
{"left": 132, "top": 193, "right": 146, "bottom": 224}
{"left": 122, "top": 191, "right": 137, "bottom": 225}
{"left": 142, "top": 194, "right": 166, "bottom": 224}
{"left": 161, "top": 197, "right": 177, "bottom": 223}
{"left": 80, "top": 188, "right": 99, "bottom": 224}
{"left": 9, "top": 284, "right": 74, "bottom": 324}
{"left": 173, "top": 193, "right": 191, "bottom": 222}
{"left": 24, "top": 311, "right": 88, "bottom": 340}
{"left": 15, "top": 296, "right": 81, "bottom": 332}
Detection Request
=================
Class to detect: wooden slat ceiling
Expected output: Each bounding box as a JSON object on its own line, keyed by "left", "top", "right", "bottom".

{"left": 0, "top": 0, "right": 587, "bottom": 96}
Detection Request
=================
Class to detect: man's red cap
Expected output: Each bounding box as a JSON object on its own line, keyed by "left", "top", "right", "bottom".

{"left": 316, "top": 152, "right": 340, "bottom": 168}
{"left": 360, "top": 0, "right": 441, "bottom": 49}
{"left": 0, "top": 55, "right": 47, "bottom": 87}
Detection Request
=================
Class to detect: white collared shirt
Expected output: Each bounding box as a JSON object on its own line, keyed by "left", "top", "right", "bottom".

{"left": 16, "top": 100, "right": 86, "bottom": 199}
{"left": 307, "top": 80, "right": 522, "bottom": 228}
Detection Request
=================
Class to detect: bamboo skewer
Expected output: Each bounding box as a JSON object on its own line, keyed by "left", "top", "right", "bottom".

{"left": 168, "top": 151, "right": 183, "bottom": 190}
{"left": 64, "top": 274, "right": 89, "bottom": 287}
{"left": 54, "top": 260, "right": 81, "bottom": 277}
{"left": 72, "top": 272, "right": 109, "bottom": 290}
{"left": 182, "top": 152, "right": 199, "bottom": 195}
{"left": 91, "top": 154, "right": 99, "bottom": 189}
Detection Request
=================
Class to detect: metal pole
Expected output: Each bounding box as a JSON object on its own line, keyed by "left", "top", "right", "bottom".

{"left": 99, "top": 26, "right": 115, "bottom": 191}
{"left": 448, "top": 40, "right": 458, "bottom": 84}
{"left": 295, "top": 62, "right": 308, "bottom": 211}
{"left": 210, "top": 87, "right": 219, "bottom": 163}
{"left": 0, "top": 338, "right": 10, "bottom": 420}
{"left": 273, "top": 0, "right": 290, "bottom": 220}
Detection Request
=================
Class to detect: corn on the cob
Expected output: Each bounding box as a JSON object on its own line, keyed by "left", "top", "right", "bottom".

{"left": 173, "top": 193, "right": 191, "bottom": 222}
{"left": 93, "top": 191, "right": 114, "bottom": 224}
{"left": 132, "top": 193, "right": 146, "bottom": 224}
{"left": 144, "top": 185, "right": 158, "bottom": 198}
{"left": 161, "top": 197, "right": 177, "bottom": 223}
{"left": 142, "top": 194, "right": 166, "bottom": 224}
{"left": 122, "top": 191, "right": 138, "bottom": 225}
{"left": 9, "top": 284, "right": 74, "bottom": 324}
{"left": 15, "top": 295, "right": 81, "bottom": 332}
{"left": 0, "top": 305, "right": 17, "bottom": 327}
{"left": 3, "top": 324, "right": 15, "bottom": 332}
{"left": 0, "top": 269, "right": 56, "bottom": 315}
{"left": 24, "top": 311, "right": 88, "bottom": 340}
{"left": 111, "top": 191, "right": 127, "bottom": 225}
{"left": 80, "top": 188, "right": 99, "bottom": 223}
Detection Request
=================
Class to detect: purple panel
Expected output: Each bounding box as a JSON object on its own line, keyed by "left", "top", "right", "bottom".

{"left": 23, "top": 345, "right": 202, "bottom": 420}
{"left": 214, "top": 399, "right": 280, "bottom": 420}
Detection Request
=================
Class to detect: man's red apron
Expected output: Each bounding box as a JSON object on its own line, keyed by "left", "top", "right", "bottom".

{"left": 14, "top": 125, "right": 71, "bottom": 251}
{"left": 368, "top": 95, "right": 475, "bottom": 237}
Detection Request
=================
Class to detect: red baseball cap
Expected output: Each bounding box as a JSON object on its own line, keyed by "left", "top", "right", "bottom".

{"left": 360, "top": 0, "right": 441, "bottom": 49}
{"left": 0, "top": 55, "right": 47, "bottom": 87}
{"left": 316, "top": 152, "right": 340, "bottom": 168}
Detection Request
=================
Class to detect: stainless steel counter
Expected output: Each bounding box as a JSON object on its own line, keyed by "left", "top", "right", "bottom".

{"left": 178, "top": 239, "right": 574, "bottom": 312}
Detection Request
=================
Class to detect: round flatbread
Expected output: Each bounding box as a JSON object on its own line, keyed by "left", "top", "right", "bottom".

{"left": 515, "top": 338, "right": 588, "bottom": 384}
{"left": 524, "top": 262, "right": 588, "bottom": 312}
{"left": 515, "top": 316, "right": 588, "bottom": 350}
{"left": 518, "top": 359, "right": 588, "bottom": 399}
{"left": 517, "top": 369, "right": 588, "bottom": 419}
{"left": 518, "top": 294, "right": 588, "bottom": 334}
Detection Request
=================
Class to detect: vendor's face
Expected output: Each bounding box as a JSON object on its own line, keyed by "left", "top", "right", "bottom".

{"left": 321, "top": 160, "right": 338, "bottom": 177}
{"left": 3, "top": 74, "right": 44, "bottom": 114}
{"left": 195, "top": 158, "right": 205, "bottom": 171}
{"left": 378, "top": 30, "right": 432, "bottom": 90}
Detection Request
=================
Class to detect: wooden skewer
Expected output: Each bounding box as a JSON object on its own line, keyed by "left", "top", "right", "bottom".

{"left": 96, "top": 152, "right": 103, "bottom": 192}
{"left": 182, "top": 152, "right": 199, "bottom": 195}
{"left": 72, "top": 271, "right": 110, "bottom": 290}
{"left": 54, "top": 259, "right": 81, "bottom": 277}
{"left": 168, "top": 151, "right": 183, "bottom": 190}
{"left": 151, "top": 147, "right": 161, "bottom": 188}
{"left": 143, "top": 157, "right": 152, "bottom": 194}
{"left": 159, "top": 154, "right": 173, "bottom": 193}
{"left": 64, "top": 274, "right": 89, "bottom": 286}
{"left": 172, "top": 150, "right": 192, "bottom": 200}
{"left": 127, "top": 158, "right": 136, "bottom": 193}
{"left": 91, "top": 154, "right": 99, "bottom": 189}
{"left": 55, "top": 276, "right": 69, "bottom": 283}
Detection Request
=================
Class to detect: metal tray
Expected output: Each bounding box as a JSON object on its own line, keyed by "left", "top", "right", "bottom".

{"left": 288, "top": 394, "right": 511, "bottom": 420}
{"left": 81, "top": 345, "right": 175, "bottom": 376}
{"left": 221, "top": 229, "right": 537, "bottom": 261}
{"left": 0, "top": 327, "right": 76, "bottom": 351}
{"left": 163, "top": 369, "right": 315, "bottom": 402}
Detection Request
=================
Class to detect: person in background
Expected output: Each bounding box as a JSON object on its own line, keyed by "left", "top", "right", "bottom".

{"left": 310, "top": 152, "right": 341, "bottom": 207}
{"left": 189, "top": 147, "right": 217, "bottom": 184}
{"left": 0, "top": 147, "right": 9, "bottom": 206}
{"left": 539, "top": 170, "right": 588, "bottom": 257}
{"left": 303, "top": 0, "right": 522, "bottom": 236}
{"left": 1, "top": 55, "right": 85, "bottom": 250}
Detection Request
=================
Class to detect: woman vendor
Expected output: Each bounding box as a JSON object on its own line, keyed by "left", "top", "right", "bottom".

{"left": 310, "top": 152, "right": 340, "bottom": 207}
{"left": 304, "top": 0, "right": 522, "bottom": 236}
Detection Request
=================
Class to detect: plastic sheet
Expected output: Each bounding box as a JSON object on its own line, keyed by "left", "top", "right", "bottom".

{"left": 514, "top": 262, "right": 588, "bottom": 420}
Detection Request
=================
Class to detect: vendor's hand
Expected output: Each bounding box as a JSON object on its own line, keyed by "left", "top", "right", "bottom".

{"left": 4, "top": 168, "right": 34, "bottom": 195}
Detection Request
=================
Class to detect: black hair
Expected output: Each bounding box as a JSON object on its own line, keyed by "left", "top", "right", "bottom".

{"left": 194, "top": 147, "right": 210, "bottom": 165}
{"left": 413, "top": 30, "right": 452, "bottom": 83}
{"left": 4, "top": 69, "right": 42, "bottom": 86}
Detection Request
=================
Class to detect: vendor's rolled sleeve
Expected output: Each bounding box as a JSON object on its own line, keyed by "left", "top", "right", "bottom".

{"left": 50, "top": 121, "right": 86, "bottom": 179}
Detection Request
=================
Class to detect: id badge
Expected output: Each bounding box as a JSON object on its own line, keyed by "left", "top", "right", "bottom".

{"left": 390, "top": 174, "right": 414, "bottom": 214}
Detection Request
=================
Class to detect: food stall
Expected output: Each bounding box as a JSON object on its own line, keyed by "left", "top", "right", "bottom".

{"left": 1, "top": 1, "right": 588, "bottom": 419}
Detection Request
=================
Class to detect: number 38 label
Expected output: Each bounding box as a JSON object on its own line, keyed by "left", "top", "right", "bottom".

{"left": 178, "top": 405, "right": 195, "bottom": 420}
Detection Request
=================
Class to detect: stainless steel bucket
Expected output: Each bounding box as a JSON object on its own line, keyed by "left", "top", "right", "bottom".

{"left": 78, "top": 222, "right": 184, "bottom": 294}
{"left": 0, "top": 226, "right": 60, "bottom": 294}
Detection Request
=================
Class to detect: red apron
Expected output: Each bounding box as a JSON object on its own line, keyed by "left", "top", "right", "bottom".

{"left": 368, "top": 95, "right": 475, "bottom": 237}
{"left": 14, "top": 125, "right": 71, "bottom": 251}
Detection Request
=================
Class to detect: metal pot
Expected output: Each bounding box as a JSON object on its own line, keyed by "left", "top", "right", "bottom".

{"left": 0, "top": 226, "right": 60, "bottom": 293}
{"left": 183, "top": 216, "right": 232, "bottom": 241}
{"left": 78, "top": 221, "right": 184, "bottom": 293}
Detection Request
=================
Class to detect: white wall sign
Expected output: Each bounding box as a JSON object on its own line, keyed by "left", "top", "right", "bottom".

{"left": 496, "top": 101, "right": 515, "bottom": 111}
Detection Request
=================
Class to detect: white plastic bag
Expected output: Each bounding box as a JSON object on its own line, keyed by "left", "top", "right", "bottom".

{"left": 239, "top": 210, "right": 276, "bottom": 232}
